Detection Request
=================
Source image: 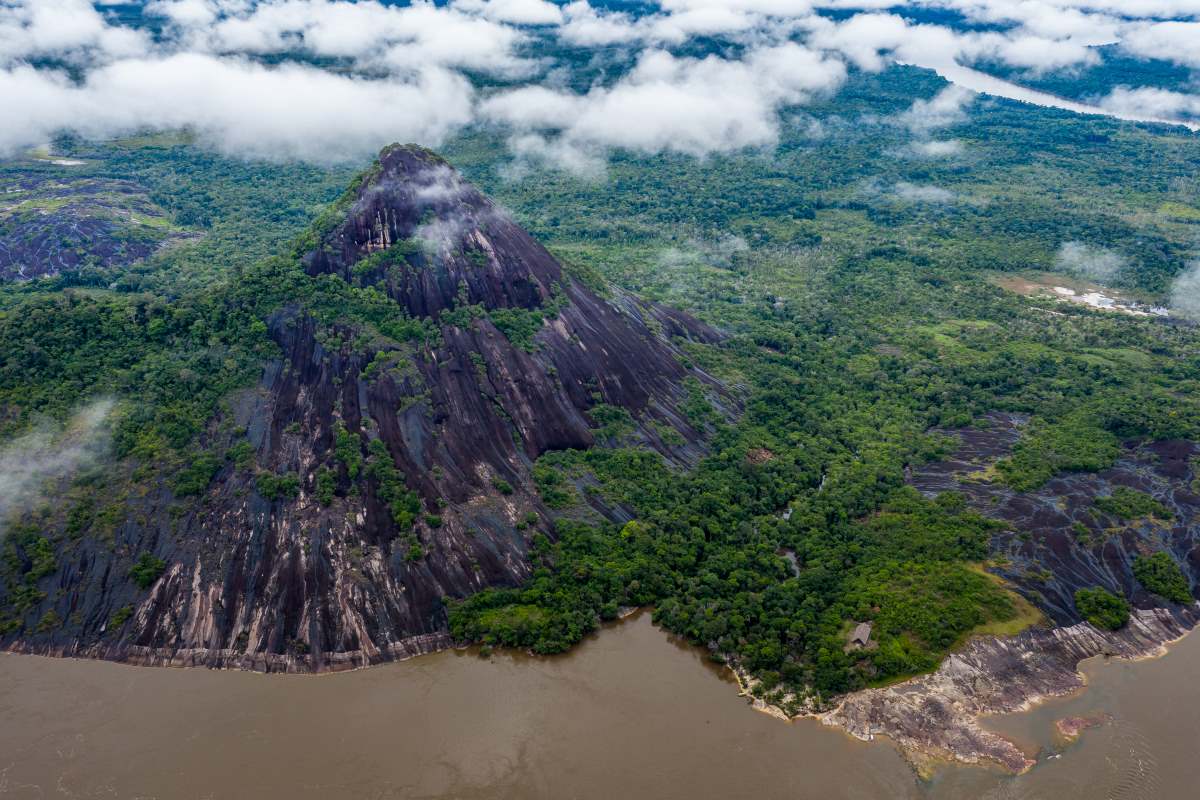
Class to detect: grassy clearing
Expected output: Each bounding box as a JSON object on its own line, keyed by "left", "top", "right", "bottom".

{"left": 965, "top": 564, "right": 1047, "bottom": 638}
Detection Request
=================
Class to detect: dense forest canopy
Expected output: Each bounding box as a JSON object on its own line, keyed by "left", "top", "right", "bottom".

{"left": 1, "top": 1, "right": 1199, "bottom": 700}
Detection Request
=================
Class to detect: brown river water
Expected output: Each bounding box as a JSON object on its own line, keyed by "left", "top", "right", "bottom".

{"left": 1, "top": 611, "right": 1197, "bottom": 799}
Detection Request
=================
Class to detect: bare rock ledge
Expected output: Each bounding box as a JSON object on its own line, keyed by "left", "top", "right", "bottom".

{"left": 819, "top": 606, "right": 1199, "bottom": 774}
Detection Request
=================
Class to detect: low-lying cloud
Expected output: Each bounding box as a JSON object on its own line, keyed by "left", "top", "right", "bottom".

{"left": 1, "top": 0, "right": 1199, "bottom": 166}
{"left": 0, "top": 399, "right": 114, "bottom": 536}
{"left": 895, "top": 85, "right": 977, "bottom": 134}
{"left": 1055, "top": 241, "right": 1126, "bottom": 282}
{"left": 893, "top": 182, "right": 959, "bottom": 203}
{"left": 908, "top": 139, "right": 966, "bottom": 157}
{"left": 1170, "top": 260, "right": 1200, "bottom": 320}
{"left": 1, "top": 54, "right": 474, "bottom": 163}
{"left": 481, "top": 43, "right": 846, "bottom": 169}
{"left": 1099, "top": 86, "right": 1200, "bottom": 122}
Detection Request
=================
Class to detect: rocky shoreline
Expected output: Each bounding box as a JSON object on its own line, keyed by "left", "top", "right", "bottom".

{"left": 819, "top": 605, "right": 1199, "bottom": 775}
{"left": 2, "top": 630, "right": 454, "bottom": 673}
{"left": 7, "top": 598, "right": 1199, "bottom": 775}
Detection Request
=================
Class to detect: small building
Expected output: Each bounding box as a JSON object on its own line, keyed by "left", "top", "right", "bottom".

{"left": 849, "top": 622, "right": 872, "bottom": 648}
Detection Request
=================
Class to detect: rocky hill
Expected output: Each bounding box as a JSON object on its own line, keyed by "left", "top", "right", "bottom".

{"left": 1, "top": 145, "right": 728, "bottom": 671}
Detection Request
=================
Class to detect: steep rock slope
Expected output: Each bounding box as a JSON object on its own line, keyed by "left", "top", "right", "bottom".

{"left": 2, "top": 146, "right": 727, "bottom": 671}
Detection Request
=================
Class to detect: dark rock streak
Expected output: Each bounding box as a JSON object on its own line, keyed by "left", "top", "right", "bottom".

{"left": 2, "top": 146, "right": 728, "bottom": 672}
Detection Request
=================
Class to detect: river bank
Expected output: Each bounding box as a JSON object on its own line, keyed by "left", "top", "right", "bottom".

{"left": 3, "top": 606, "right": 1200, "bottom": 797}
{"left": 822, "top": 606, "right": 1198, "bottom": 775}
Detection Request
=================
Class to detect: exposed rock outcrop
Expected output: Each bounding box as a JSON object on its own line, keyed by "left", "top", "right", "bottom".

{"left": 814, "top": 414, "right": 1200, "bottom": 773}
{"left": 0, "top": 174, "right": 188, "bottom": 281}
{"left": 911, "top": 413, "right": 1200, "bottom": 624}
{"left": 1, "top": 145, "right": 728, "bottom": 671}
{"left": 822, "top": 606, "right": 1199, "bottom": 774}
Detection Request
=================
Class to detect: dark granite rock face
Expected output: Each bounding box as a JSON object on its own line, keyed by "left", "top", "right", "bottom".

{"left": 2, "top": 146, "right": 728, "bottom": 671}
{"left": 910, "top": 412, "right": 1199, "bottom": 622}
{"left": 826, "top": 411, "right": 1200, "bottom": 772}
{"left": 0, "top": 175, "right": 189, "bottom": 281}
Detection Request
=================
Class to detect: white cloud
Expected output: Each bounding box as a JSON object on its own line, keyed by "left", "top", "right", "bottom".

{"left": 454, "top": 0, "right": 564, "bottom": 26}
{"left": 148, "top": 0, "right": 538, "bottom": 76}
{"left": 806, "top": 13, "right": 967, "bottom": 71}
{"left": 922, "top": 0, "right": 1200, "bottom": 26}
{"left": 559, "top": 1, "right": 645, "bottom": 46}
{"left": 661, "top": 0, "right": 814, "bottom": 13}
{"left": 145, "top": 0, "right": 223, "bottom": 29}
{"left": 505, "top": 132, "right": 608, "bottom": 177}
{"left": 0, "top": 399, "right": 113, "bottom": 536}
{"left": 969, "top": 31, "right": 1100, "bottom": 72}
{"left": 0, "top": 0, "right": 148, "bottom": 65}
{"left": 483, "top": 85, "right": 588, "bottom": 129}
{"left": 1055, "top": 241, "right": 1126, "bottom": 282}
{"left": 1099, "top": 86, "right": 1200, "bottom": 120}
{"left": 1120, "top": 21, "right": 1200, "bottom": 67}
{"left": 482, "top": 43, "right": 846, "bottom": 169}
{"left": 909, "top": 138, "right": 966, "bottom": 157}
{"left": 895, "top": 85, "right": 976, "bottom": 132}
{"left": 1170, "top": 261, "right": 1200, "bottom": 320}
{"left": 893, "top": 182, "right": 958, "bottom": 202}
{"left": 0, "top": 54, "right": 474, "bottom": 163}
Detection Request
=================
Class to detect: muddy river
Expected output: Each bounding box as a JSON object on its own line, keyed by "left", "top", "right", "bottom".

{"left": 0, "top": 612, "right": 1196, "bottom": 799}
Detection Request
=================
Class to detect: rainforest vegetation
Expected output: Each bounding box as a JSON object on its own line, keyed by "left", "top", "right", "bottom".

{"left": 2, "top": 63, "right": 1199, "bottom": 697}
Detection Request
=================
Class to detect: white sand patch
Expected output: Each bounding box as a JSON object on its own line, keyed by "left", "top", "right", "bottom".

{"left": 1050, "top": 285, "right": 1168, "bottom": 317}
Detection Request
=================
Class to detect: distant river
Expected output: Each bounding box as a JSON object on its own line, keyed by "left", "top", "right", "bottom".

{"left": 1, "top": 612, "right": 1196, "bottom": 799}
{"left": 926, "top": 62, "right": 1200, "bottom": 133}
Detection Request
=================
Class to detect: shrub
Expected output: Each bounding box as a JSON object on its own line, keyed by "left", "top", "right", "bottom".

{"left": 1094, "top": 487, "right": 1171, "bottom": 520}
{"left": 256, "top": 471, "right": 300, "bottom": 501}
{"left": 315, "top": 466, "right": 336, "bottom": 506}
{"left": 173, "top": 452, "right": 221, "bottom": 496}
{"left": 366, "top": 440, "right": 420, "bottom": 529}
{"left": 1132, "top": 553, "right": 1192, "bottom": 604}
{"left": 488, "top": 307, "right": 544, "bottom": 352}
{"left": 333, "top": 421, "right": 362, "bottom": 479}
{"left": 533, "top": 464, "right": 573, "bottom": 508}
{"left": 23, "top": 536, "right": 57, "bottom": 581}
{"left": 227, "top": 440, "right": 255, "bottom": 470}
{"left": 108, "top": 605, "right": 134, "bottom": 630}
{"left": 130, "top": 552, "right": 167, "bottom": 589}
{"left": 35, "top": 609, "right": 62, "bottom": 633}
{"left": 1074, "top": 587, "right": 1129, "bottom": 630}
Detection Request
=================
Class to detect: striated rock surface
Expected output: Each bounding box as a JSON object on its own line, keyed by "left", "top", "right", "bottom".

{"left": 1, "top": 145, "right": 728, "bottom": 671}
{"left": 0, "top": 174, "right": 189, "bottom": 281}
{"left": 911, "top": 413, "right": 1200, "bottom": 624}
{"left": 815, "top": 414, "right": 1200, "bottom": 773}
{"left": 822, "top": 606, "right": 1199, "bottom": 773}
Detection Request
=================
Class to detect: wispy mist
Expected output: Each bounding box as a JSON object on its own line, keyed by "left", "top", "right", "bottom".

{"left": 1055, "top": 241, "right": 1126, "bottom": 283}
{"left": 0, "top": 399, "right": 115, "bottom": 536}
{"left": 1170, "top": 261, "right": 1200, "bottom": 320}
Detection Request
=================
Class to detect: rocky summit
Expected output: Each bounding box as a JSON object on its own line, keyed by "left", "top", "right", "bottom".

{"left": 3, "top": 145, "right": 727, "bottom": 671}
